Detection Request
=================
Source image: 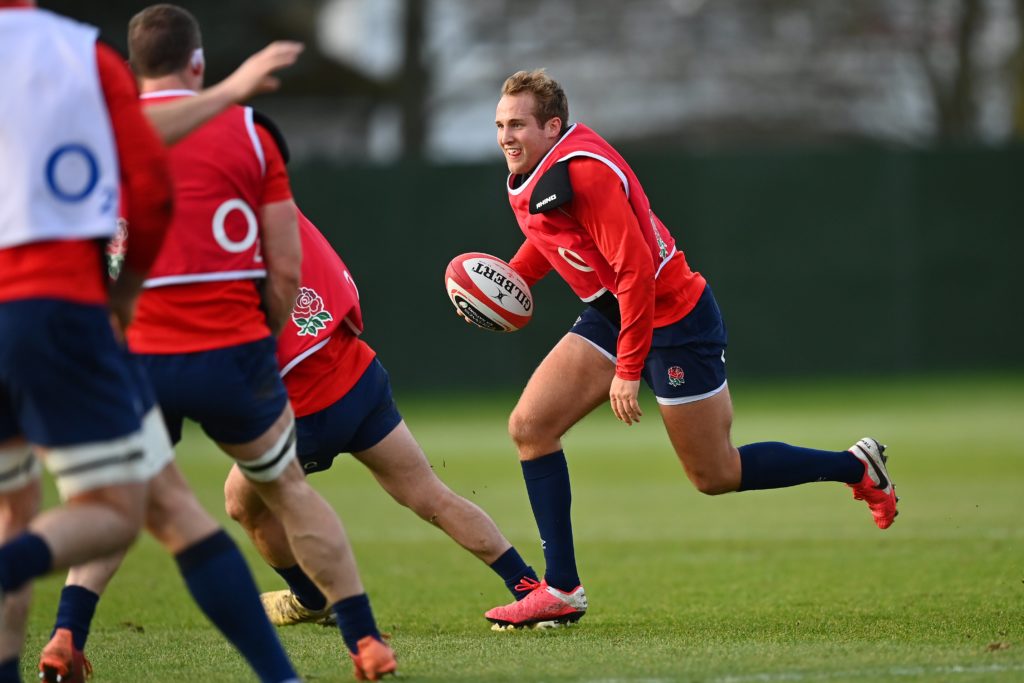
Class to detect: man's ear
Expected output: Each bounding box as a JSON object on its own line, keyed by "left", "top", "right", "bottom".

{"left": 545, "top": 116, "right": 563, "bottom": 137}
{"left": 189, "top": 47, "right": 204, "bottom": 76}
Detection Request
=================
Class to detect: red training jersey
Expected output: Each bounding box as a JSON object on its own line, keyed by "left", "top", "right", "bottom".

{"left": 278, "top": 212, "right": 374, "bottom": 417}
{"left": 127, "top": 93, "right": 292, "bottom": 354}
{"left": 508, "top": 123, "right": 705, "bottom": 380}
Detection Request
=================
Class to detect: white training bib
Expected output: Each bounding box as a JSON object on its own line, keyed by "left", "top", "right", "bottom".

{"left": 0, "top": 9, "right": 120, "bottom": 248}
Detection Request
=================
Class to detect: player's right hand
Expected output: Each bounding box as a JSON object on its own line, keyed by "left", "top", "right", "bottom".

{"left": 108, "top": 294, "right": 136, "bottom": 339}
{"left": 609, "top": 376, "right": 643, "bottom": 426}
{"left": 107, "top": 269, "right": 146, "bottom": 337}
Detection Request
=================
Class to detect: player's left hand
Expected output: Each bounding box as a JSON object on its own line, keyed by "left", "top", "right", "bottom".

{"left": 221, "top": 41, "right": 305, "bottom": 101}
{"left": 609, "top": 376, "right": 642, "bottom": 425}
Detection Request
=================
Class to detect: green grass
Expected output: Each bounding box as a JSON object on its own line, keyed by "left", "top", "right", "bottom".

{"left": 20, "top": 374, "right": 1024, "bottom": 682}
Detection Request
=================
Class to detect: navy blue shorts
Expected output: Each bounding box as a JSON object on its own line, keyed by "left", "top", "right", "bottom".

{"left": 570, "top": 285, "right": 729, "bottom": 404}
{"left": 137, "top": 336, "right": 288, "bottom": 445}
{"left": 0, "top": 300, "right": 144, "bottom": 446}
{"left": 295, "top": 358, "right": 403, "bottom": 474}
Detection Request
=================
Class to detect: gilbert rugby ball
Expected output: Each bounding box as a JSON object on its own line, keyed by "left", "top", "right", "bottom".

{"left": 445, "top": 252, "right": 533, "bottom": 332}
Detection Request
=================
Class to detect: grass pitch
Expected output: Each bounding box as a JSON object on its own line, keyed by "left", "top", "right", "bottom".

{"left": 21, "top": 374, "right": 1024, "bottom": 682}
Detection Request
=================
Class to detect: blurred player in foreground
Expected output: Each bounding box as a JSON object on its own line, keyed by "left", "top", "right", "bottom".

{"left": 0, "top": 1, "right": 173, "bottom": 679}
{"left": 42, "top": 152, "right": 542, "bottom": 683}
{"left": 1, "top": 2, "right": 315, "bottom": 683}
{"left": 471, "top": 70, "right": 899, "bottom": 629}
{"left": 34, "top": 3, "right": 395, "bottom": 681}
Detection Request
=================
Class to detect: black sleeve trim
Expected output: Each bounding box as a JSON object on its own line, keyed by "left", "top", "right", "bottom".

{"left": 588, "top": 291, "right": 621, "bottom": 328}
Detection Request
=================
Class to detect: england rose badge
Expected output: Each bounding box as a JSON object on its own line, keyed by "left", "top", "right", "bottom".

{"left": 291, "top": 287, "right": 333, "bottom": 336}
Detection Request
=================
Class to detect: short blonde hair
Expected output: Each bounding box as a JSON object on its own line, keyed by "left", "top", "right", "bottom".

{"left": 501, "top": 69, "right": 568, "bottom": 133}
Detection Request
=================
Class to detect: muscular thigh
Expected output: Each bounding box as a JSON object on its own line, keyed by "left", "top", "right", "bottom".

{"left": 510, "top": 332, "right": 615, "bottom": 459}
{"left": 658, "top": 385, "right": 740, "bottom": 492}
{"left": 352, "top": 421, "right": 442, "bottom": 504}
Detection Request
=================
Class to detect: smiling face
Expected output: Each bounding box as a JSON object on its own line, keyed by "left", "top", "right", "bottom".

{"left": 495, "top": 92, "right": 562, "bottom": 175}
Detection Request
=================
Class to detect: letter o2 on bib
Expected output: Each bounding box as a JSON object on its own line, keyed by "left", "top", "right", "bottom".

{"left": 45, "top": 144, "right": 99, "bottom": 202}
{"left": 558, "top": 247, "right": 594, "bottom": 272}
{"left": 212, "top": 198, "right": 258, "bottom": 253}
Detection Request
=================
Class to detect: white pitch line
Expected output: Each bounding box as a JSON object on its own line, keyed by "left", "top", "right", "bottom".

{"left": 709, "top": 662, "right": 1024, "bottom": 682}
{"left": 582, "top": 662, "right": 1024, "bottom": 683}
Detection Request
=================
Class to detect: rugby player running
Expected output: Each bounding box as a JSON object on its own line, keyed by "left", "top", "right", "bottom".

{"left": 473, "top": 70, "right": 899, "bottom": 630}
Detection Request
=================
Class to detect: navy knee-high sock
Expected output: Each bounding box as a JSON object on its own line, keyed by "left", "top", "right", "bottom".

{"left": 738, "top": 441, "right": 864, "bottom": 491}
{"left": 521, "top": 450, "right": 580, "bottom": 592}
{"left": 272, "top": 564, "right": 327, "bottom": 610}
{"left": 0, "top": 657, "right": 19, "bottom": 683}
{"left": 52, "top": 585, "right": 100, "bottom": 650}
{"left": 175, "top": 530, "right": 297, "bottom": 683}
{"left": 331, "top": 593, "right": 381, "bottom": 654}
{"left": 488, "top": 546, "right": 539, "bottom": 600}
{"left": 0, "top": 532, "right": 52, "bottom": 594}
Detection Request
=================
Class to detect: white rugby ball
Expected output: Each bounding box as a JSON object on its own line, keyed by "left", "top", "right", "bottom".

{"left": 445, "top": 252, "right": 533, "bottom": 332}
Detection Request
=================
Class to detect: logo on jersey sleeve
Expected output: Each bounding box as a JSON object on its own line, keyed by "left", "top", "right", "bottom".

{"left": 291, "top": 287, "right": 334, "bottom": 336}
{"left": 667, "top": 366, "right": 685, "bottom": 387}
{"left": 650, "top": 211, "right": 669, "bottom": 259}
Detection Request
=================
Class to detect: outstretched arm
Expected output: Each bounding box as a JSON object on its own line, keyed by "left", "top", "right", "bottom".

{"left": 145, "top": 41, "right": 304, "bottom": 144}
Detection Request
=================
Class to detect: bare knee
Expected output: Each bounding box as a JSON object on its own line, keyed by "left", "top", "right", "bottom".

{"left": 3, "top": 586, "right": 31, "bottom": 625}
{"left": 225, "top": 495, "right": 276, "bottom": 533}
{"left": 680, "top": 447, "right": 742, "bottom": 496}
{"left": 391, "top": 477, "right": 450, "bottom": 525}
{"left": 223, "top": 471, "right": 271, "bottom": 529}
{"left": 232, "top": 460, "right": 318, "bottom": 528}
{"left": 686, "top": 470, "right": 736, "bottom": 496}
{"left": 507, "top": 409, "right": 532, "bottom": 449}
{"left": 223, "top": 493, "right": 246, "bottom": 525}
{"left": 0, "top": 485, "right": 40, "bottom": 539}
{"left": 508, "top": 408, "right": 560, "bottom": 456}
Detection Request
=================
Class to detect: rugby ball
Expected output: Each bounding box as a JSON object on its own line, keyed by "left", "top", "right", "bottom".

{"left": 445, "top": 252, "right": 533, "bottom": 332}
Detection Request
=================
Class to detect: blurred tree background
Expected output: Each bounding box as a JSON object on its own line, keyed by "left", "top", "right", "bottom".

{"left": 44, "top": 0, "right": 1024, "bottom": 388}
{"left": 48, "top": 0, "right": 1024, "bottom": 160}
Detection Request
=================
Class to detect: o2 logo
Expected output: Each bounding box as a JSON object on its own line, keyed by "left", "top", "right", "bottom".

{"left": 212, "top": 198, "right": 259, "bottom": 255}
{"left": 557, "top": 246, "right": 594, "bottom": 272}
{"left": 46, "top": 144, "right": 106, "bottom": 204}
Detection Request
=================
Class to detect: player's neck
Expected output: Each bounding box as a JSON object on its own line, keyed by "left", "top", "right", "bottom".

{"left": 140, "top": 73, "right": 199, "bottom": 95}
